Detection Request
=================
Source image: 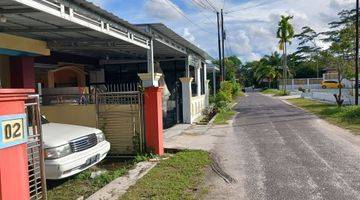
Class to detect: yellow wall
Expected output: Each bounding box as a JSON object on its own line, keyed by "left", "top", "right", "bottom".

{"left": 0, "top": 55, "right": 10, "bottom": 88}
{"left": 41, "top": 104, "right": 143, "bottom": 155}
{"left": 41, "top": 104, "right": 97, "bottom": 128}
{"left": 0, "top": 33, "right": 50, "bottom": 56}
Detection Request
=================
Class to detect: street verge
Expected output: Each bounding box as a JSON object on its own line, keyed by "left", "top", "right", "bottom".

{"left": 213, "top": 97, "right": 241, "bottom": 125}
{"left": 284, "top": 98, "right": 360, "bottom": 134}
{"left": 47, "top": 157, "right": 144, "bottom": 200}
{"left": 121, "top": 150, "right": 211, "bottom": 200}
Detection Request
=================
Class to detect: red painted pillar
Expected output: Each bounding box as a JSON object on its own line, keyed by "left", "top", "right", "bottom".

{"left": 10, "top": 57, "right": 35, "bottom": 89}
{"left": 144, "top": 87, "right": 164, "bottom": 155}
{"left": 0, "top": 89, "right": 33, "bottom": 200}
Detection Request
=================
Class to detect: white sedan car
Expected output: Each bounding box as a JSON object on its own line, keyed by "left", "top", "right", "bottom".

{"left": 41, "top": 118, "right": 110, "bottom": 180}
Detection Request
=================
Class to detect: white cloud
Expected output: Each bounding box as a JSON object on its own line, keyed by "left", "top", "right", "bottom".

{"left": 183, "top": 28, "right": 196, "bottom": 43}
{"left": 144, "top": 0, "right": 184, "bottom": 20}
{"left": 87, "top": 0, "right": 114, "bottom": 7}
{"left": 88, "top": 0, "right": 355, "bottom": 62}
{"left": 203, "top": 0, "right": 354, "bottom": 61}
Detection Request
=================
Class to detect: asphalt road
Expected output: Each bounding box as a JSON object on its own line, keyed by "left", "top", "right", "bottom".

{"left": 208, "top": 93, "right": 360, "bottom": 200}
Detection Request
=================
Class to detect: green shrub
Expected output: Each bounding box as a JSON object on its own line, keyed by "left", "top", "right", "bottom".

{"left": 231, "top": 80, "right": 241, "bottom": 97}
{"left": 215, "top": 91, "right": 231, "bottom": 109}
{"left": 319, "top": 107, "right": 343, "bottom": 116}
{"left": 213, "top": 80, "right": 243, "bottom": 111}
{"left": 209, "top": 95, "right": 216, "bottom": 104}
{"left": 220, "top": 81, "right": 233, "bottom": 98}
{"left": 338, "top": 106, "right": 360, "bottom": 123}
{"left": 318, "top": 106, "right": 360, "bottom": 124}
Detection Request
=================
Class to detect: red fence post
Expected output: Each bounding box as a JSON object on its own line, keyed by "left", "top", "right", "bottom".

{"left": 143, "top": 87, "right": 164, "bottom": 155}
{"left": 0, "top": 89, "right": 33, "bottom": 200}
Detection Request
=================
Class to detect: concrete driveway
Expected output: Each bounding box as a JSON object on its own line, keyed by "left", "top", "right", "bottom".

{"left": 206, "top": 93, "right": 360, "bottom": 200}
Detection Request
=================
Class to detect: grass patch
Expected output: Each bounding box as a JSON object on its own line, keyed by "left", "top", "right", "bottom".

{"left": 273, "top": 90, "right": 290, "bottom": 96}
{"left": 261, "top": 89, "right": 280, "bottom": 95}
{"left": 287, "top": 98, "right": 360, "bottom": 134}
{"left": 121, "top": 150, "right": 211, "bottom": 200}
{"left": 213, "top": 110, "right": 236, "bottom": 125}
{"left": 261, "top": 89, "right": 290, "bottom": 96}
{"left": 47, "top": 157, "right": 145, "bottom": 200}
{"left": 238, "top": 91, "right": 245, "bottom": 97}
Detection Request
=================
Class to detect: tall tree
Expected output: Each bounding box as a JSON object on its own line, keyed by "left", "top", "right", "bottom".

{"left": 252, "top": 52, "right": 283, "bottom": 88}
{"left": 224, "top": 56, "right": 242, "bottom": 81}
{"left": 277, "top": 15, "right": 295, "bottom": 92}
{"left": 254, "top": 64, "right": 282, "bottom": 88}
{"left": 238, "top": 62, "right": 255, "bottom": 87}
{"left": 323, "top": 9, "right": 356, "bottom": 106}
{"left": 294, "top": 26, "right": 322, "bottom": 77}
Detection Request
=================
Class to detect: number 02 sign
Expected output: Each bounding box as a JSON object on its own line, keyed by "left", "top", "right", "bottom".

{"left": 0, "top": 114, "right": 27, "bottom": 149}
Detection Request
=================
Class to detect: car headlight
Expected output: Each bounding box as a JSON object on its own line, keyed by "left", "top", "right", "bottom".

{"left": 96, "top": 132, "right": 106, "bottom": 143}
{"left": 45, "top": 144, "right": 72, "bottom": 159}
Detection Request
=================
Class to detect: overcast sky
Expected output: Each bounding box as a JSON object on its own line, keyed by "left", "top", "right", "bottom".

{"left": 88, "top": 0, "right": 353, "bottom": 62}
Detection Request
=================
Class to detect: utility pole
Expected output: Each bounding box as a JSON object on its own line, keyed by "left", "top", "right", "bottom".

{"left": 217, "top": 12, "right": 223, "bottom": 82}
{"left": 221, "top": 9, "right": 226, "bottom": 81}
{"left": 356, "top": 0, "right": 359, "bottom": 105}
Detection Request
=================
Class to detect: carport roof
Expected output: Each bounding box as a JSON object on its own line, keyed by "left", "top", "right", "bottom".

{"left": 137, "top": 23, "right": 213, "bottom": 60}
{"left": 206, "top": 62, "right": 220, "bottom": 72}
{"left": 0, "top": 0, "right": 151, "bottom": 58}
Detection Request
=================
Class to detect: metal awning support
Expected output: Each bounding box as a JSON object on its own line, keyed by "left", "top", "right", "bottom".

{"left": 139, "top": 38, "right": 160, "bottom": 87}
{"left": 185, "top": 55, "right": 190, "bottom": 78}
{"left": 206, "top": 62, "right": 219, "bottom": 95}
{"left": 213, "top": 67, "right": 217, "bottom": 95}
{"left": 147, "top": 38, "right": 155, "bottom": 86}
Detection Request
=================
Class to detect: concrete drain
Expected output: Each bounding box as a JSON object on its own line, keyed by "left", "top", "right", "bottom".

{"left": 210, "top": 153, "right": 236, "bottom": 184}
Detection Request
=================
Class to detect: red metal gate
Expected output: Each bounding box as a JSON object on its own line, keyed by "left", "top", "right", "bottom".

{"left": 26, "top": 95, "right": 47, "bottom": 200}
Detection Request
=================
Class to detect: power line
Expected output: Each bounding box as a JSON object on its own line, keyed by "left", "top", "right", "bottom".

{"left": 188, "top": 0, "right": 218, "bottom": 26}
{"left": 190, "top": 0, "right": 215, "bottom": 12}
{"left": 155, "top": 0, "right": 215, "bottom": 34}
{"left": 203, "top": 0, "right": 218, "bottom": 12}
{"left": 226, "top": 0, "right": 281, "bottom": 14}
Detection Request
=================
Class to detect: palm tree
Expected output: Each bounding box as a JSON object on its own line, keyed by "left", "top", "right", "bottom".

{"left": 254, "top": 64, "right": 282, "bottom": 88}
{"left": 277, "top": 15, "right": 295, "bottom": 92}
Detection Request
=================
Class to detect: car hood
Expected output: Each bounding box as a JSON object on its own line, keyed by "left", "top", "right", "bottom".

{"left": 42, "top": 123, "right": 102, "bottom": 148}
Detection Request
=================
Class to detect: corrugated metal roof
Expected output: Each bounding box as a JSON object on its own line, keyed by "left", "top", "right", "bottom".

{"left": 0, "top": 0, "right": 151, "bottom": 58}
